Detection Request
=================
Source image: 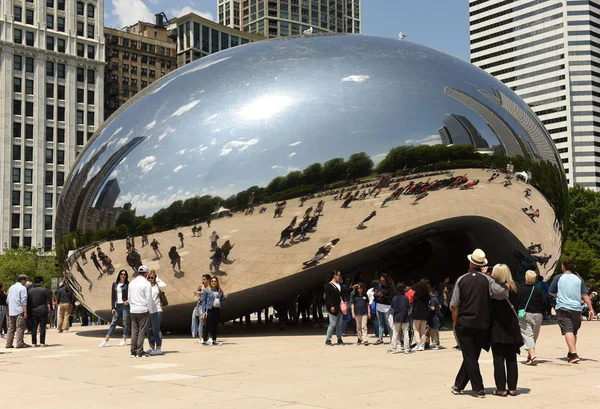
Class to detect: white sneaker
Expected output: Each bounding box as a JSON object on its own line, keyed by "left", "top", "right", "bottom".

{"left": 206, "top": 339, "right": 213, "bottom": 345}
{"left": 150, "top": 350, "right": 163, "bottom": 356}
{"left": 98, "top": 340, "right": 110, "bottom": 348}
{"left": 118, "top": 339, "right": 127, "bottom": 347}
{"left": 415, "top": 344, "right": 425, "bottom": 351}
{"left": 404, "top": 348, "right": 411, "bottom": 354}
{"left": 212, "top": 341, "right": 222, "bottom": 346}
{"left": 145, "top": 349, "right": 154, "bottom": 355}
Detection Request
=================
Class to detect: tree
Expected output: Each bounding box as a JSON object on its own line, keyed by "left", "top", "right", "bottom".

{"left": 116, "top": 210, "right": 136, "bottom": 234}
{"left": 346, "top": 152, "right": 374, "bottom": 179}
{"left": 322, "top": 158, "right": 347, "bottom": 183}
{"left": 0, "top": 248, "right": 59, "bottom": 286}
{"left": 303, "top": 163, "right": 323, "bottom": 184}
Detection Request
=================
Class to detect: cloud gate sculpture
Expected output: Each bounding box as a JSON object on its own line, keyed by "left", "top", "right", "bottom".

{"left": 55, "top": 35, "right": 567, "bottom": 330}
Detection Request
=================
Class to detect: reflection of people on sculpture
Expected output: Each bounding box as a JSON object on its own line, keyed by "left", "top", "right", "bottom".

{"left": 358, "top": 211, "right": 377, "bottom": 228}
{"left": 291, "top": 219, "right": 309, "bottom": 242}
{"left": 126, "top": 243, "right": 142, "bottom": 274}
{"left": 109, "top": 240, "right": 115, "bottom": 252}
{"left": 169, "top": 246, "right": 182, "bottom": 274}
{"left": 81, "top": 249, "right": 88, "bottom": 264}
{"left": 99, "top": 270, "right": 130, "bottom": 348}
{"left": 210, "top": 247, "right": 224, "bottom": 273}
{"left": 527, "top": 242, "right": 543, "bottom": 255}
{"left": 209, "top": 230, "right": 219, "bottom": 250}
{"left": 302, "top": 238, "right": 340, "bottom": 267}
{"left": 460, "top": 179, "right": 479, "bottom": 190}
{"left": 276, "top": 226, "right": 294, "bottom": 247}
{"left": 201, "top": 276, "right": 228, "bottom": 346}
{"left": 524, "top": 188, "right": 531, "bottom": 199}
{"left": 75, "top": 261, "right": 94, "bottom": 292}
{"left": 222, "top": 240, "right": 234, "bottom": 261}
{"left": 314, "top": 200, "right": 325, "bottom": 216}
{"left": 304, "top": 206, "right": 313, "bottom": 218}
{"left": 412, "top": 192, "right": 429, "bottom": 205}
{"left": 150, "top": 238, "right": 163, "bottom": 259}
{"left": 178, "top": 231, "right": 185, "bottom": 248}
{"left": 90, "top": 251, "right": 103, "bottom": 273}
{"left": 533, "top": 253, "right": 552, "bottom": 268}
{"left": 488, "top": 173, "right": 498, "bottom": 183}
{"left": 289, "top": 216, "right": 298, "bottom": 228}
{"left": 341, "top": 196, "right": 353, "bottom": 208}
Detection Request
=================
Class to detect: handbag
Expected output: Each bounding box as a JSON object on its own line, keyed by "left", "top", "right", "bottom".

{"left": 518, "top": 287, "right": 534, "bottom": 319}
{"left": 157, "top": 286, "right": 169, "bottom": 307}
{"left": 340, "top": 299, "right": 348, "bottom": 315}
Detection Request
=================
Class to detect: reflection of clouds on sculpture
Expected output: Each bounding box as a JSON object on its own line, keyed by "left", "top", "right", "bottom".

{"left": 240, "top": 95, "right": 293, "bottom": 121}
{"left": 170, "top": 100, "right": 200, "bottom": 117}
{"left": 405, "top": 135, "right": 442, "bottom": 146}
{"left": 289, "top": 141, "right": 302, "bottom": 147}
{"left": 342, "top": 75, "right": 370, "bottom": 83}
{"left": 173, "top": 165, "right": 184, "bottom": 173}
{"left": 289, "top": 152, "right": 297, "bottom": 157}
{"left": 220, "top": 139, "right": 259, "bottom": 156}
{"left": 144, "top": 120, "right": 156, "bottom": 130}
{"left": 137, "top": 156, "right": 157, "bottom": 174}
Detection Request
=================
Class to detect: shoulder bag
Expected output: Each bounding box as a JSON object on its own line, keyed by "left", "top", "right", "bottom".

{"left": 330, "top": 282, "right": 347, "bottom": 314}
{"left": 157, "top": 285, "right": 169, "bottom": 307}
{"left": 518, "top": 287, "right": 534, "bottom": 319}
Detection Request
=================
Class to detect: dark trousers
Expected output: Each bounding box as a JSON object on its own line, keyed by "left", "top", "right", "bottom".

{"left": 203, "top": 307, "right": 221, "bottom": 342}
{"left": 454, "top": 324, "right": 488, "bottom": 392}
{"left": 491, "top": 343, "right": 518, "bottom": 391}
{"left": 31, "top": 313, "right": 48, "bottom": 345}
{"left": 130, "top": 312, "right": 150, "bottom": 356}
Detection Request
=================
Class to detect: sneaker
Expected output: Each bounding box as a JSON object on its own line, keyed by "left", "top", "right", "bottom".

{"left": 451, "top": 386, "right": 462, "bottom": 395}
{"left": 16, "top": 344, "right": 31, "bottom": 349}
{"left": 213, "top": 341, "right": 222, "bottom": 346}
{"left": 357, "top": 340, "right": 362, "bottom": 345}
{"left": 98, "top": 340, "right": 110, "bottom": 348}
{"left": 430, "top": 345, "right": 440, "bottom": 350}
{"left": 374, "top": 339, "right": 383, "bottom": 345}
{"left": 150, "top": 350, "right": 164, "bottom": 356}
{"left": 33, "top": 344, "right": 40, "bottom": 347}
{"left": 387, "top": 348, "right": 397, "bottom": 354}
{"left": 404, "top": 348, "right": 411, "bottom": 354}
{"left": 145, "top": 349, "right": 154, "bottom": 355}
{"left": 41, "top": 344, "right": 48, "bottom": 347}
{"left": 138, "top": 353, "right": 150, "bottom": 358}
{"left": 415, "top": 344, "right": 425, "bottom": 351}
{"left": 130, "top": 354, "right": 137, "bottom": 359}
{"left": 325, "top": 340, "right": 333, "bottom": 346}
{"left": 453, "top": 345, "right": 461, "bottom": 351}
{"left": 474, "top": 390, "right": 486, "bottom": 399}
{"left": 363, "top": 341, "right": 369, "bottom": 346}
{"left": 337, "top": 339, "right": 345, "bottom": 346}
{"left": 206, "top": 339, "right": 213, "bottom": 346}
{"left": 568, "top": 353, "right": 580, "bottom": 363}
{"left": 118, "top": 339, "right": 127, "bottom": 347}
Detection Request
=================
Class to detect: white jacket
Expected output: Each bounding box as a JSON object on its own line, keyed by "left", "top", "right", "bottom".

{"left": 128, "top": 276, "right": 152, "bottom": 314}
{"left": 149, "top": 277, "right": 167, "bottom": 314}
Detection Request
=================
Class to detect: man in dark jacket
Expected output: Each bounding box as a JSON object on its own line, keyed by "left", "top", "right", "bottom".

{"left": 389, "top": 283, "right": 410, "bottom": 354}
{"left": 56, "top": 283, "right": 75, "bottom": 333}
{"left": 450, "top": 249, "right": 508, "bottom": 398}
{"left": 27, "top": 277, "right": 51, "bottom": 346}
{"left": 324, "top": 271, "right": 345, "bottom": 346}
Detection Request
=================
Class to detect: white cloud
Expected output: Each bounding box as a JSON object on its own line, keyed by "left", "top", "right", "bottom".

{"left": 405, "top": 134, "right": 441, "bottom": 146}
{"left": 169, "top": 6, "right": 214, "bottom": 21}
{"left": 210, "top": 138, "right": 217, "bottom": 145}
{"left": 116, "top": 137, "right": 129, "bottom": 148}
{"left": 370, "top": 153, "right": 387, "bottom": 166}
{"left": 170, "top": 100, "right": 200, "bottom": 117}
{"left": 289, "top": 141, "right": 301, "bottom": 147}
{"left": 158, "top": 132, "right": 167, "bottom": 141}
{"left": 287, "top": 166, "right": 301, "bottom": 172}
{"left": 199, "top": 145, "right": 208, "bottom": 151}
{"left": 289, "top": 152, "right": 297, "bottom": 157}
{"left": 137, "top": 156, "right": 156, "bottom": 174}
{"left": 173, "top": 165, "right": 184, "bottom": 173}
{"left": 110, "top": 0, "right": 153, "bottom": 28}
{"left": 271, "top": 165, "right": 283, "bottom": 169}
{"left": 220, "top": 139, "right": 259, "bottom": 156}
{"left": 342, "top": 75, "right": 370, "bottom": 83}
{"left": 176, "top": 149, "right": 187, "bottom": 155}
{"left": 144, "top": 120, "right": 156, "bottom": 130}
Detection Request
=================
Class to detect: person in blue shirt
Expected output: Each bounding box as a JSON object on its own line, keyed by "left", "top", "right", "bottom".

{"left": 548, "top": 259, "right": 595, "bottom": 363}
{"left": 389, "top": 283, "right": 411, "bottom": 354}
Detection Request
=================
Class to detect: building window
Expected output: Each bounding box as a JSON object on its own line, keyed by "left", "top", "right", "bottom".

{"left": 46, "top": 36, "right": 55, "bottom": 51}
{"left": 57, "top": 85, "right": 65, "bottom": 100}
{"left": 149, "top": 57, "right": 156, "bottom": 65}
{"left": 58, "top": 0, "right": 65, "bottom": 11}
{"left": 87, "top": 90, "right": 95, "bottom": 104}
{"left": 77, "top": 88, "right": 84, "bottom": 103}
{"left": 14, "top": 7, "right": 22, "bottom": 22}
{"left": 57, "top": 17, "right": 65, "bottom": 32}
{"left": 57, "top": 172, "right": 64, "bottom": 186}
{"left": 45, "top": 193, "right": 53, "bottom": 208}
{"left": 87, "top": 45, "right": 95, "bottom": 59}
{"left": 12, "top": 190, "right": 21, "bottom": 206}
{"left": 25, "top": 124, "right": 33, "bottom": 140}
{"left": 131, "top": 66, "right": 137, "bottom": 74}
{"left": 45, "top": 215, "right": 53, "bottom": 230}
{"left": 58, "top": 38, "right": 66, "bottom": 53}
{"left": 13, "top": 144, "right": 21, "bottom": 161}
{"left": 77, "top": 43, "right": 84, "bottom": 57}
{"left": 46, "top": 104, "right": 54, "bottom": 120}
{"left": 149, "top": 69, "right": 155, "bottom": 78}
{"left": 25, "top": 79, "right": 34, "bottom": 95}
{"left": 47, "top": 14, "right": 54, "bottom": 30}
{"left": 26, "top": 9, "right": 34, "bottom": 25}
{"left": 87, "top": 111, "right": 94, "bottom": 126}
{"left": 57, "top": 149, "right": 64, "bottom": 165}
{"left": 77, "top": 67, "right": 84, "bottom": 82}
{"left": 13, "top": 123, "right": 22, "bottom": 138}
{"left": 57, "top": 63, "right": 65, "bottom": 78}
{"left": 142, "top": 80, "right": 148, "bottom": 88}
{"left": 25, "top": 101, "right": 34, "bottom": 117}
{"left": 24, "top": 146, "right": 33, "bottom": 162}
{"left": 44, "top": 237, "right": 53, "bottom": 252}
{"left": 45, "top": 148, "right": 54, "bottom": 163}
{"left": 12, "top": 214, "right": 20, "bottom": 229}
{"left": 141, "top": 68, "right": 147, "bottom": 76}
{"left": 25, "top": 31, "right": 34, "bottom": 46}
{"left": 24, "top": 169, "right": 33, "bottom": 184}
{"left": 14, "top": 55, "right": 23, "bottom": 70}
{"left": 24, "top": 191, "right": 32, "bottom": 207}
{"left": 47, "top": 0, "right": 55, "bottom": 8}
{"left": 45, "top": 171, "right": 53, "bottom": 186}
{"left": 77, "top": 110, "right": 84, "bottom": 124}
{"left": 57, "top": 128, "right": 64, "bottom": 142}
{"left": 25, "top": 57, "right": 34, "bottom": 73}
{"left": 46, "top": 61, "right": 55, "bottom": 77}
{"left": 88, "top": 25, "right": 94, "bottom": 39}
{"left": 46, "top": 79, "right": 54, "bottom": 97}
{"left": 57, "top": 107, "right": 65, "bottom": 122}
{"left": 77, "top": 1, "right": 84, "bottom": 15}
{"left": 23, "top": 214, "right": 32, "bottom": 230}
{"left": 76, "top": 131, "right": 84, "bottom": 145}
{"left": 88, "top": 69, "right": 95, "bottom": 84}
{"left": 14, "top": 29, "right": 23, "bottom": 44}
{"left": 12, "top": 168, "right": 21, "bottom": 183}
{"left": 77, "top": 22, "right": 84, "bottom": 36}
{"left": 13, "top": 100, "right": 22, "bottom": 116}
{"left": 141, "top": 55, "right": 147, "bottom": 64}
{"left": 46, "top": 126, "right": 54, "bottom": 142}
{"left": 14, "top": 77, "right": 22, "bottom": 93}
{"left": 87, "top": 4, "right": 95, "bottom": 18}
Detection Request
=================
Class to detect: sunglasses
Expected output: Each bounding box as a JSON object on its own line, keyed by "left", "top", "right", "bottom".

{"left": 119, "top": 273, "right": 127, "bottom": 276}
{"left": 148, "top": 277, "right": 156, "bottom": 280}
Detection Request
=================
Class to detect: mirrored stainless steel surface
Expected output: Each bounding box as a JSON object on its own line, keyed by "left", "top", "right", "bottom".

{"left": 56, "top": 35, "right": 567, "bottom": 329}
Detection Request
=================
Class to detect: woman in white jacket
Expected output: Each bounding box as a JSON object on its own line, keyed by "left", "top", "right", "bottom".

{"left": 146, "top": 270, "right": 166, "bottom": 356}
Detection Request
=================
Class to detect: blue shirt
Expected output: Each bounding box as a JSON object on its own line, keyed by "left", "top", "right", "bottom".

{"left": 549, "top": 273, "right": 587, "bottom": 312}
{"left": 7, "top": 282, "right": 27, "bottom": 316}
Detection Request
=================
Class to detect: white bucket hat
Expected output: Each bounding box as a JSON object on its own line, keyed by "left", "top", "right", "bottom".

{"left": 467, "top": 249, "right": 488, "bottom": 267}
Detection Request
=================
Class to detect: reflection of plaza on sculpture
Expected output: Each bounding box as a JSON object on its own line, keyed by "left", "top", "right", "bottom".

{"left": 55, "top": 35, "right": 566, "bottom": 329}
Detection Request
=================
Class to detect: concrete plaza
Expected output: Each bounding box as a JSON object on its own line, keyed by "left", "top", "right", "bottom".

{"left": 1, "top": 320, "right": 599, "bottom": 409}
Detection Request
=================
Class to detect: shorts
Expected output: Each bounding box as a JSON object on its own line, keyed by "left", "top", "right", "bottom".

{"left": 556, "top": 308, "right": 582, "bottom": 335}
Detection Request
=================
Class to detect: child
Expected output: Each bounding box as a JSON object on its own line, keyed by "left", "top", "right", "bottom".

{"left": 351, "top": 283, "right": 370, "bottom": 345}
{"left": 427, "top": 288, "right": 443, "bottom": 350}
{"left": 389, "top": 283, "right": 411, "bottom": 354}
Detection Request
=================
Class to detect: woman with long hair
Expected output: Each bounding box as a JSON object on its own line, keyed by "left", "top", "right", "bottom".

{"left": 374, "top": 273, "right": 396, "bottom": 345}
{"left": 146, "top": 270, "right": 167, "bottom": 355}
{"left": 99, "top": 270, "right": 130, "bottom": 347}
{"left": 411, "top": 280, "right": 430, "bottom": 351}
{"left": 490, "top": 264, "right": 523, "bottom": 397}
{"left": 518, "top": 270, "right": 547, "bottom": 366}
{"left": 168, "top": 246, "right": 182, "bottom": 273}
{"left": 201, "top": 276, "right": 228, "bottom": 346}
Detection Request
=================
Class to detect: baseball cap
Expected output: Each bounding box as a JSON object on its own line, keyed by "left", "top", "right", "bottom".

{"left": 138, "top": 265, "right": 149, "bottom": 274}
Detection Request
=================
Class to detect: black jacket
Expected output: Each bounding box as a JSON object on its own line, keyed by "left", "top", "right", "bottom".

{"left": 375, "top": 285, "right": 396, "bottom": 306}
{"left": 56, "top": 286, "right": 75, "bottom": 304}
{"left": 517, "top": 284, "right": 547, "bottom": 314}
{"left": 324, "top": 281, "right": 342, "bottom": 316}
{"left": 490, "top": 290, "right": 523, "bottom": 348}
{"left": 111, "top": 281, "right": 129, "bottom": 309}
{"left": 28, "top": 285, "right": 51, "bottom": 315}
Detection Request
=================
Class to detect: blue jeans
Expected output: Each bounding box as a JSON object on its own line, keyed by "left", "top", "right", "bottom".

{"left": 191, "top": 305, "right": 203, "bottom": 338}
{"left": 372, "top": 311, "right": 380, "bottom": 338}
{"left": 147, "top": 312, "right": 163, "bottom": 348}
{"left": 106, "top": 304, "right": 130, "bottom": 338}
{"left": 377, "top": 309, "right": 393, "bottom": 340}
{"left": 326, "top": 312, "right": 344, "bottom": 341}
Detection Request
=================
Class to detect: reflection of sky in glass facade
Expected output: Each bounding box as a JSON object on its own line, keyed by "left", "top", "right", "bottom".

{"left": 68, "top": 35, "right": 558, "bottom": 217}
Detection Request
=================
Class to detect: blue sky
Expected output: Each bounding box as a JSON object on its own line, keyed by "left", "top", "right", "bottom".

{"left": 106, "top": 0, "right": 470, "bottom": 61}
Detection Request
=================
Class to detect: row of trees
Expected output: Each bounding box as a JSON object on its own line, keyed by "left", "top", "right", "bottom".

{"left": 0, "top": 248, "right": 59, "bottom": 288}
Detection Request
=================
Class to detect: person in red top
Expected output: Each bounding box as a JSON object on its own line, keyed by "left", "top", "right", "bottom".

{"left": 405, "top": 285, "right": 415, "bottom": 304}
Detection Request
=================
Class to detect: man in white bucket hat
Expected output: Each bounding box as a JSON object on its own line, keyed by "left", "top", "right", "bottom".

{"left": 450, "top": 249, "right": 508, "bottom": 398}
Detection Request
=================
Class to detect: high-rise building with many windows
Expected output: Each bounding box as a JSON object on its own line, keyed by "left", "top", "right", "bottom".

{"left": 0, "top": 0, "right": 105, "bottom": 253}
{"left": 218, "top": 0, "right": 361, "bottom": 38}
{"left": 469, "top": 0, "right": 600, "bottom": 190}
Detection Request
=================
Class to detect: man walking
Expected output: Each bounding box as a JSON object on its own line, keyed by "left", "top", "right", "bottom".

{"left": 128, "top": 265, "right": 152, "bottom": 358}
{"left": 5, "top": 274, "right": 29, "bottom": 348}
{"left": 549, "top": 259, "right": 595, "bottom": 363}
{"left": 450, "top": 249, "right": 508, "bottom": 398}
{"left": 56, "top": 282, "right": 75, "bottom": 332}
{"left": 28, "top": 277, "right": 52, "bottom": 347}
